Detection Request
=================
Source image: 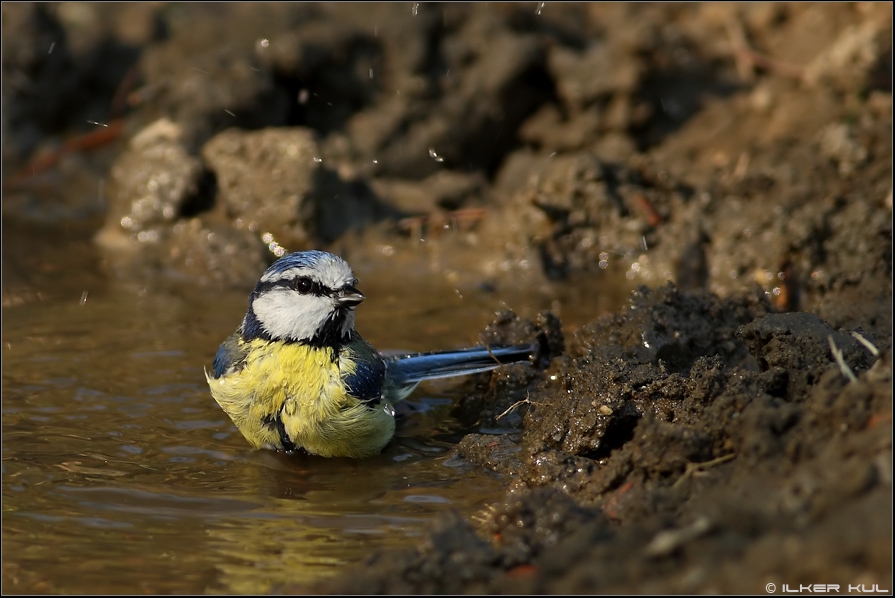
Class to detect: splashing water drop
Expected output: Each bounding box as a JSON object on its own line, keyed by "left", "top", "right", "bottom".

{"left": 313, "top": 156, "right": 323, "bottom": 164}
{"left": 428, "top": 148, "right": 444, "bottom": 163}
{"left": 536, "top": 2, "right": 545, "bottom": 15}
{"left": 411, "top": 2, "right": 419, "bottom": 16}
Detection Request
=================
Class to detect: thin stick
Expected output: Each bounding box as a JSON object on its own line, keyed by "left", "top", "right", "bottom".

{"left": 851, "top": 331, "right": 880, "bottom": 357}
{"left": 828, "top": 335, "right": 858, "bottom": 383}
{"left": 496, "top": 396, "right": 538, "bottom": 420}
{"left": 673, "top": 453, "right": 736, "bottom": 488}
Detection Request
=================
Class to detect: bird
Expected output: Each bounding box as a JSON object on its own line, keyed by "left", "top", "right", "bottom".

{"left": 206, "top": 250, "right": 537, "bottom": 458}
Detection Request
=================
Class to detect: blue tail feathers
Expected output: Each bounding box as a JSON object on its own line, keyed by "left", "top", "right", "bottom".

{"left": 383, "top": 343, "right": 537, "bottom": 402}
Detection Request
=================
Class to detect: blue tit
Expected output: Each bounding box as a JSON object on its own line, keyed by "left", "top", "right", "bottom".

{"left": 206, "top": 250, "right": 536, "bottom": 458}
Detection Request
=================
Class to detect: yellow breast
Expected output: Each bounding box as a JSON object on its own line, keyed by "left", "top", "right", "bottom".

{"left": 206, "top": 339, "right": 395, "bottom": 458}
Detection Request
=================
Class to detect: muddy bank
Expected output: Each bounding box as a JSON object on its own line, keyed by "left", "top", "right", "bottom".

{"left": 2, "top": 2, "right": 891, "bottom": 593}
{"left": 316, "top": 288, "right": 891, "bottom": 593}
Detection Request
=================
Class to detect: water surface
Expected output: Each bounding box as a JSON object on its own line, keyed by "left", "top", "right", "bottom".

{"left": 2, "top": 224, "right": 622, "bottom": 593}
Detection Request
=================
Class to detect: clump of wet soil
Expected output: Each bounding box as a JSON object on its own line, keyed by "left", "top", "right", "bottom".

{"left": 2, "top": 2, "right": 891, "bottom": 593}
{"left": 326, "top": 287, "right": 892, "bottom": 593}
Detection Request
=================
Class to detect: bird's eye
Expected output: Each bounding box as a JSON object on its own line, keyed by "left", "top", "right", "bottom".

{"left": 293, "top": 277, "right": 315, "bottom": 294}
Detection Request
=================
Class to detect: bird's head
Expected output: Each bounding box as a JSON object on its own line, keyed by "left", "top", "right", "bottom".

{"left": 241, "top": 250, "right": 364, "bottom": 346}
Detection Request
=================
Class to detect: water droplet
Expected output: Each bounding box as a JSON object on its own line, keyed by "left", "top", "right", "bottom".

{"left": 297, "top": 89, "right": 309, "bottom": 104}
{"left": 536, "top": 2, "right": 545, "bottom": 15}
{"left": 259, "top": 38, "right": 270, "bottom": 48}
{"left": 428, "top": 148, "right": 444, "bottom": 163}
{"left": 224, "top": 109, "right": 236, "bottom": 117}
{"left": 313, "top": 156, "right": 323, "bottom": 163}
{"left": 411, "top": 2, "right": 419, "bottom": 16}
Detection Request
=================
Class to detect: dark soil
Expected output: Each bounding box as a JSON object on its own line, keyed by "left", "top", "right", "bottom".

{"left": 2, "top": 2, "right": 891, "bottom": 593}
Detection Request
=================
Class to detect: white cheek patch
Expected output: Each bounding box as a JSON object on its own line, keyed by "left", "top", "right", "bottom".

{"left": 252, "top": 290, "right": 335, "bottom": 341}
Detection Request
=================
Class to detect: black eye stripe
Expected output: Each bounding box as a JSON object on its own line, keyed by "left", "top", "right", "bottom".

{"left": 255, "top": 277, "right": 328, "bottom": 296}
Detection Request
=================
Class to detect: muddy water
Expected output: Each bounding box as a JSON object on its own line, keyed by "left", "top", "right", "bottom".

{"left": 1, "top": 227, "right": 625, "bottom": 593}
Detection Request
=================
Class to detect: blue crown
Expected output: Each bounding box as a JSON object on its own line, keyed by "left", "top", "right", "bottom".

{"left": 263, "top": 250, "right": 334, "bottom": 277}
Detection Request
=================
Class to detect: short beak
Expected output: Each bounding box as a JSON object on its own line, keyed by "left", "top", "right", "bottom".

{"left": 336, "top": 285, "right": 365, "bottom": 308}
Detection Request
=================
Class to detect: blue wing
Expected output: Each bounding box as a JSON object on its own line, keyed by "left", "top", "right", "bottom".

{"left": 212, "top": 332, "right": 248, "bottom": 379}
{"left": 341, "top": 333, "right": 387, "bottom": 405}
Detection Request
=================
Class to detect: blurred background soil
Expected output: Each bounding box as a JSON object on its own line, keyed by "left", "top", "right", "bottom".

{"left": 2, "top": 2, "right": 891, "bottom": 593}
